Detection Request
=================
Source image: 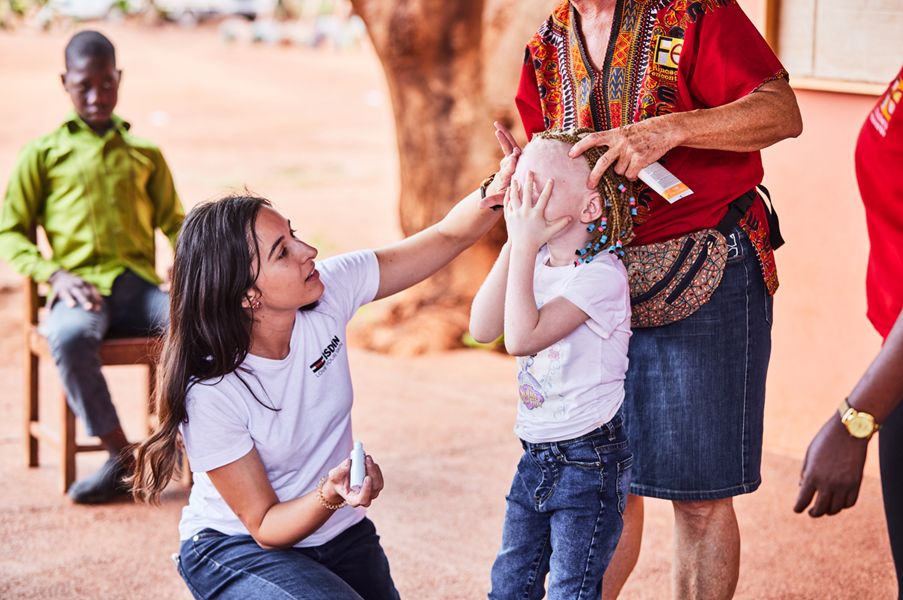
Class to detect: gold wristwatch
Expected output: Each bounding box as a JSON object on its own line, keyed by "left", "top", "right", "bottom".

{"left": 838, "top": 398, "right": 880, "bottom": 439}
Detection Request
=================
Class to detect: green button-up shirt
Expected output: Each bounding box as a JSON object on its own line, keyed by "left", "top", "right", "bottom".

{"left": 0, "top": 113, "right": 184, "bottom": 295}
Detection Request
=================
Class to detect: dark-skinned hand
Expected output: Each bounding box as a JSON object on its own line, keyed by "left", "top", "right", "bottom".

{"left": 794, "top": 415, "right": 869, "bottom": 517}
{"left": 49, "top": 269, "right": 103, "bottom": 312}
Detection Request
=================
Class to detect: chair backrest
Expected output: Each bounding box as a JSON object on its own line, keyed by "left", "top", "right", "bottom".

{"left": 24, "top": 224, "right": 42, "bottom": 328}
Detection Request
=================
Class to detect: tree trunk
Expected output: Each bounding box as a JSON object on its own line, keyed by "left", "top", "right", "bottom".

{"left": 349, "top": 0, "right": 548, "bottom": 354}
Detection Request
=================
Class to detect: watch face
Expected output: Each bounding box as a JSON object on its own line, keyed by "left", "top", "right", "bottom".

{"left": 848, "top": 415, "right": 875, "bottom": 438}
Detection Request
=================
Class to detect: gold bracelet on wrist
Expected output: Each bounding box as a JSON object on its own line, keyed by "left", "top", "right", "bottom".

{"left": 316, "top": 476, "right": 346, "bottom": 511}
{"left": 479, "top": 172, "right": 497, "bottom": 199}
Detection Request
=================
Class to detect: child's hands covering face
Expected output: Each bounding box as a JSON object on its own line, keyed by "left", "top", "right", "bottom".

{"left": 480, "top": 122, "right": 521, "bottom": 210}
{"left": 505, "top": 171, "right": 572, "bottom": 252}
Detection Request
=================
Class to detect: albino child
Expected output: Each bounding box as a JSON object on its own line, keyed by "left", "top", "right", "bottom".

{"left": 470, "top": 129, "right": 636, "bottom": 600}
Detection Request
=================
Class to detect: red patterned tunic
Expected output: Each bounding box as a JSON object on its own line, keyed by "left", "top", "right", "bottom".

{"left": 516, "top": 0, "right": 787, "bottom": 294}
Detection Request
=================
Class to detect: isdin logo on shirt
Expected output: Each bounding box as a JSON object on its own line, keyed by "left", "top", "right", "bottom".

{"left": 309, "top": 335, "right": 342, "bottom": 377}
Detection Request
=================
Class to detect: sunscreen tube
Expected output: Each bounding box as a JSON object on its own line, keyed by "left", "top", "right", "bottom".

{"left": 349, "top": 441, "right": 366, "bottom": 492}
{"left": 638, "top": 161, "right": 693, "bottom": 203}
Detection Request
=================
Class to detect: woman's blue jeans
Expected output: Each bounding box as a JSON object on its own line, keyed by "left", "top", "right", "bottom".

{"left": 176, "top": 518, "right": 399, "bottom": 600}
{"left": 489, "top": 415, "right": 633, "bottom": 600}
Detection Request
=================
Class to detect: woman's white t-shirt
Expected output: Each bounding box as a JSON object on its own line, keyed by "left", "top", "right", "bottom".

{"left": 178, "top": 250, "right": 379, "bottom": 548}
{"left": 514, "top": 247, "right": 631, "bottom": 443}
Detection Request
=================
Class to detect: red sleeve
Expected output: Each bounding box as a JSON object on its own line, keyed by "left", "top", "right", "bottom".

{"left": 516, "top": 47, "right": 545, "bottom": 140}
{"left": 678, "top": 1, "right": 786, "bottom": 109}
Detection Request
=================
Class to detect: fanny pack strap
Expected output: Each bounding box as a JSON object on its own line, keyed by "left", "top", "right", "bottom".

{"left": 715, "top": 190, "right": 756, "bottom": 236}
{"left": 714, "top": 186, "right": 786, "bottom": 251}
{"left": 756, "top": 184, "right": 785, "bottom": 250}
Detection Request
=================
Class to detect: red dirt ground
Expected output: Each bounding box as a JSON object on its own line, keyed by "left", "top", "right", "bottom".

{"left": 0, "top": 21, "right": 896, "bottom": 600}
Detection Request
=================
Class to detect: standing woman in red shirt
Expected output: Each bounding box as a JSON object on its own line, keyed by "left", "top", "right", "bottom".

{"left": 795, "top": 66, "right": 903, "bottom": 598}
{"left": 512, "top": 1, "right": 802, "bottom": 598}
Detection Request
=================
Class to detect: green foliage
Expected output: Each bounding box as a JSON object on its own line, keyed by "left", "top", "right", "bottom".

{"left": 0, "top": 0, "right": 46, "bottom": 28}
{"left": 6, "top": 0, "right": 46, "bottom": 16}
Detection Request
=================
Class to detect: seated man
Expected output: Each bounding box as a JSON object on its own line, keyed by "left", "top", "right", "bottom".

{"left": 0, "top": 30, "right": 184, "bottom": 504}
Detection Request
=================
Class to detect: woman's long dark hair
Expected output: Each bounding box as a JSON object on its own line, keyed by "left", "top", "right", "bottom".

{"left": 132, "top": 194, "right": 270, "bottom": 503}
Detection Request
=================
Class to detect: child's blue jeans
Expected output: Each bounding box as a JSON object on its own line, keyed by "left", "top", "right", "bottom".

{"left": 489, "top": 414, "right": 632, "bottom": 600}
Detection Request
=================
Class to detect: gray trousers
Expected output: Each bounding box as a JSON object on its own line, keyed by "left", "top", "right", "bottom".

{"left": 41, "top": 270, "right": 168, "bottom": 438}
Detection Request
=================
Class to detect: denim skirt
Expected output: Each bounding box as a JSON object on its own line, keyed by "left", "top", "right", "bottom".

{"left": 622, "top": 227, "right": 773, "bottom": 501}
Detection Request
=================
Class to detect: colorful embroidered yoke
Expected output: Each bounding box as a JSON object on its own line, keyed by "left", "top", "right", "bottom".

{"left": 516, "top": 0, "right": 788, "bottom": 295}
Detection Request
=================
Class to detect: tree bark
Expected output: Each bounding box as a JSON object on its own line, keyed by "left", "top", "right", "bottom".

{"left": 349, "top": 0, "right": 549, "bottom": 354}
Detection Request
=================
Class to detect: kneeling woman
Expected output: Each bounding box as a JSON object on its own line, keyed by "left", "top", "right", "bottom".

{"left": 131, "top": 157, "right": 511, "bottom": 598}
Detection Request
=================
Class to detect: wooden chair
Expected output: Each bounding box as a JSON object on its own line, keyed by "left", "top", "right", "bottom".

{"left": 22, "top": 226, "right": 187, "bottom": 493}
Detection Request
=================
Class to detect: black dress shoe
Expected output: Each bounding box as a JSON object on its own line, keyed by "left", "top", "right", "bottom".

{"left": 68, "top": 454, "right": 133, "bottom": 504}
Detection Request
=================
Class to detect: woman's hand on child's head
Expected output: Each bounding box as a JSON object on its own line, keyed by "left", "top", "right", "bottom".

{"left": 505, "top": 171, "right": 572, "bottom": 252}
{"left": 480, "top": 122, "right": 522, "bottom": 210}
{"left": 327, "top": 455, "right": 384, "bottom": 508}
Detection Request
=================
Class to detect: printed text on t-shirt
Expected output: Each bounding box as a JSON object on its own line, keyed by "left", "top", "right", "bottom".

{"left": 309, "top": 335, "right": 342, "bottom": 377}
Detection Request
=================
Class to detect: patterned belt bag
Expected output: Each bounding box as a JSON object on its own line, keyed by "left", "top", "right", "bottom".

{"left": 623, "top": 190, "right": 758, "bottom": 328}
{"left": 624, "top": 230, "right": 728, "bottom": 328}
